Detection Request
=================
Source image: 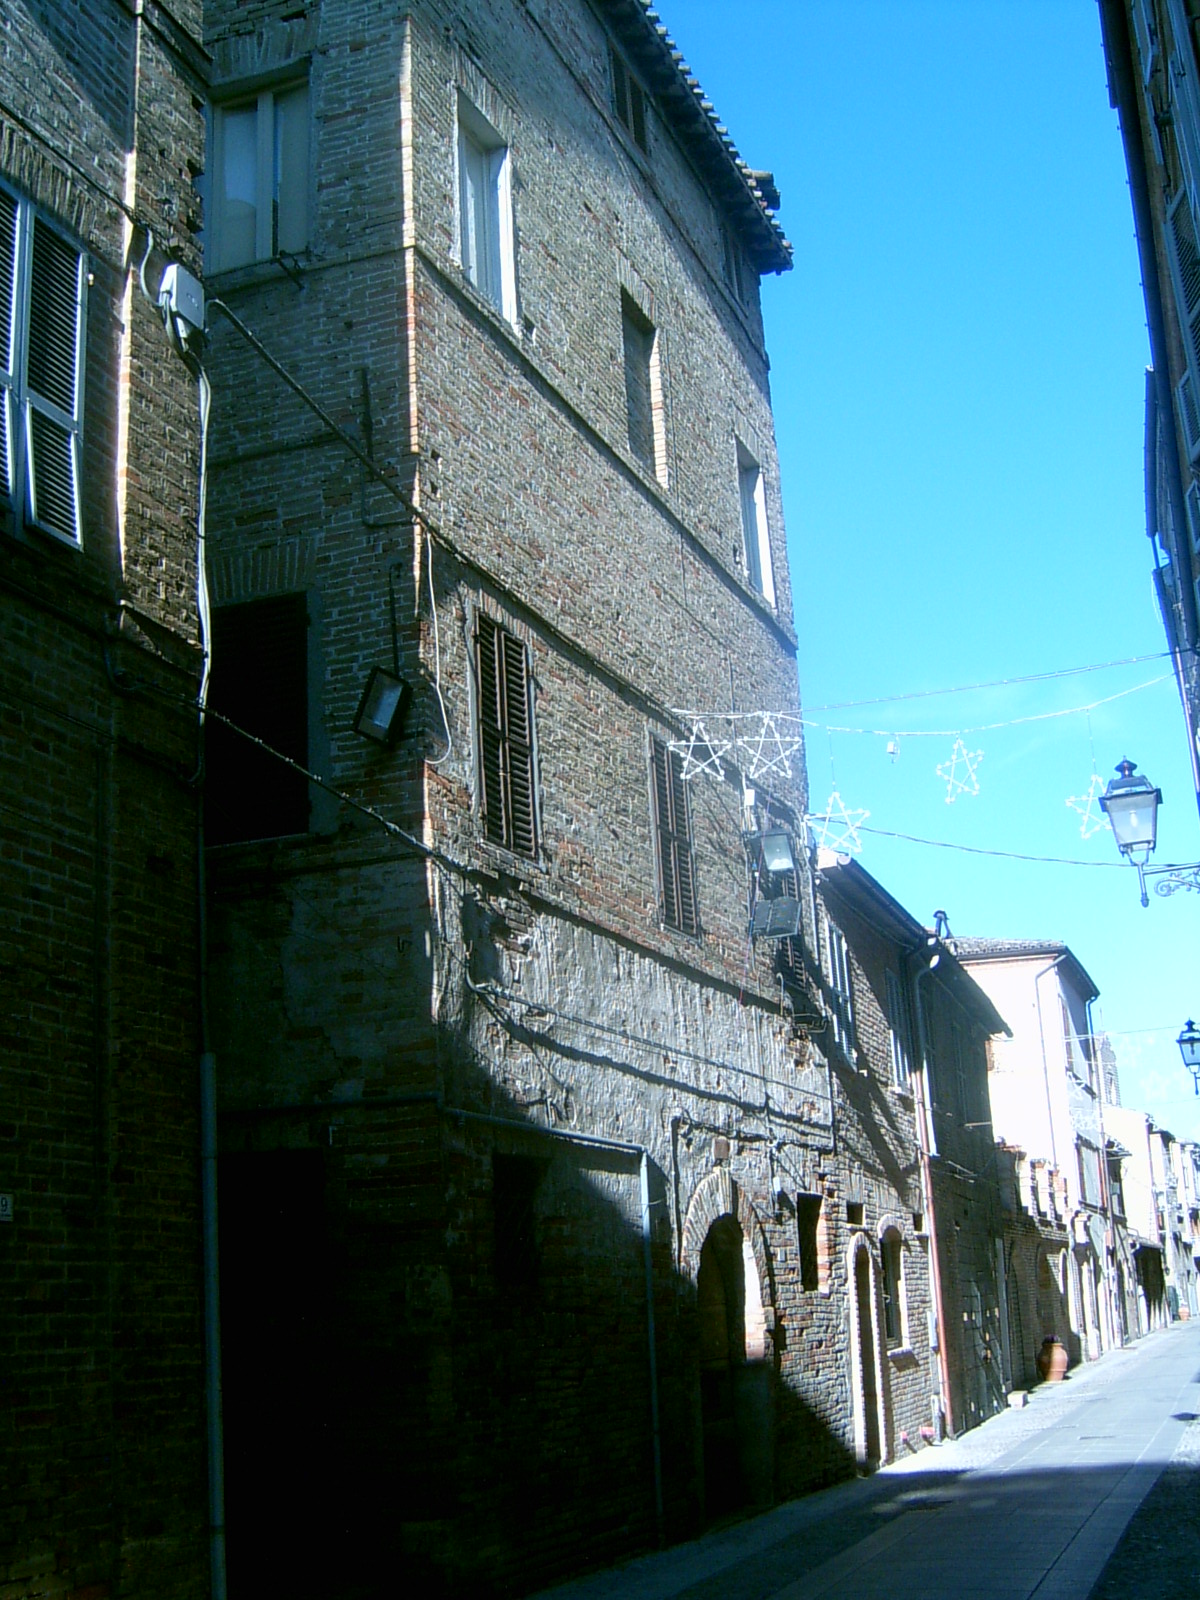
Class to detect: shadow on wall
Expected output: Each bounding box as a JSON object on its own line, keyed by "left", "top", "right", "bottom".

{"left": 217, "top": 1060, "right": 856, "bottom": 1599}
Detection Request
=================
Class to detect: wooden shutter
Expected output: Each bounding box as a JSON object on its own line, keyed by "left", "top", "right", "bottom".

{"left": 651, "top": 739, "right": 697, "bottom": 935}
{"left": 26, "top": 215, "right": 82, "bottom": 542}
{"left": 476, "top": 615, "right": 536, "bottom": 857}
{"left": 0, "top": 188, "right": 17, "bottom": 507}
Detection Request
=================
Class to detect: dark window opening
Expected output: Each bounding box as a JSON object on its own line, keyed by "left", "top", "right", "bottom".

{"left": 610, "top": 49, "right": 648, "bottom": 152}
{"left": 493, "top": 1152, "right": 545, "bottom": 1293}
{"left": 796, "top": 1193, "right": 822, "bottom": 1291}
{"left": 621, "top": 289, "right": 656, "bottom": 471}
{"left": 475, "top": 613, "right": 537, "bottom": 857}
{"left": 846, "top": 1200, "right": 864, "bottom": 1227}
{"left": 651, "top": 737, "right": 698, "bottom": 935}
{"left": 206, "top": 593, "right": 310, "bottom": 845}
{"left": 881, "top": 1231, "right": 904, "bottom": 1347}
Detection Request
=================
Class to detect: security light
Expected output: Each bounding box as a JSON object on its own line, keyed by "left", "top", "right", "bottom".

{"left": 744, "top": 828, "right": 797, "bottom": 875}
{"left": 352, "top": 667, "right": 412, "bottom": 747}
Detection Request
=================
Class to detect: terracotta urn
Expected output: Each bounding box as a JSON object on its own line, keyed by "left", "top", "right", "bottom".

{"left": 1036, "top": 1335, "right": 1068, "bottom": 1383}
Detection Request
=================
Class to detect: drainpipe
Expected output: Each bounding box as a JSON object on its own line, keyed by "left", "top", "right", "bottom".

{"left": 911, "top": 951, "right": 954, "bottom": 1439}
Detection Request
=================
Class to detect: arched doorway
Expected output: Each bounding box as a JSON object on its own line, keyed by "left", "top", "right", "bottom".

{"left": 696, "top": 1215, "right": 772, "bottom": 1517}
{"left": 850, "top": 1238, "right": 882, "bottom": 1468}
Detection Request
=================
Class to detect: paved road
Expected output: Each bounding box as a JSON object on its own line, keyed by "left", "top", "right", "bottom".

{"left": 535, "top": 1321, "right": 1200, "bottom": 1600}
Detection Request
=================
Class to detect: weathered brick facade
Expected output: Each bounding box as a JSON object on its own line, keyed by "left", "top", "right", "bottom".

{"left": 0, "top": 4, "right": 209, "bottom": 1596}
{"left": 199, "top": 1, "right": 1004, "bottom": 1594}
{"left": 818, "top": 857, "right": 1010, "bottom": 1450}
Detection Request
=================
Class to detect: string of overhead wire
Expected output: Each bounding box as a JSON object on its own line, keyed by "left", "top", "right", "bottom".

{"left": 853, "top": 824, "right": 1126, "bottom": 869}
{"left": 806, "top": 650, "right": 1176, "bottom": 712}
{"left": 814, "top": 674, "right": 1173, "bottom": 739}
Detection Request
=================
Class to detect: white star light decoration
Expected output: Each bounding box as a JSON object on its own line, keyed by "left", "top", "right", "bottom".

{"left": 1066, "top": 772, "right": 1112, "bottom": 840}
{"left": 807, "top": 791, "right": 869, "bottom": 855}
{"left": 936, "top": 738, "right": 983, "bottom": 803}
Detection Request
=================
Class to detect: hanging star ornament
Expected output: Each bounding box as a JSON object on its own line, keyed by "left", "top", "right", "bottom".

{"left": 936, "top": 737, "right": 983, "bottom": 803}
{"left": 807, "top": 791, "right": 869, "bottom": 855}
{"left": 1066, "top": 772, "right": 1112, "bottom": 840}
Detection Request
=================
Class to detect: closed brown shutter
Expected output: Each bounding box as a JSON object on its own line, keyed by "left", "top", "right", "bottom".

{"left": 651, "top": 738, "right": 697, "bottom": 935}
{"left": 476, "top": 614, "right": 537, "bottom": 857}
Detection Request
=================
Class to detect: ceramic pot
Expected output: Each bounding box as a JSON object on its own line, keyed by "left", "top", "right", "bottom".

{"left": 1036, "top": 1336, "right": 1068, "bottom": 1383}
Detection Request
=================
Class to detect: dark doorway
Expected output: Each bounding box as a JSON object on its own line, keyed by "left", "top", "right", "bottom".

{"left": 697, "top": 1216, "right": 746, "bottom": 1518}
{"left": 696, "top": 1214, "right": 773, "bottom": 1518}
{"left": 219, "top": 1149, "right": 334, "bottom": 1598}
{"left": 854, "top": 1246, "right": 881, "bottom": 1467}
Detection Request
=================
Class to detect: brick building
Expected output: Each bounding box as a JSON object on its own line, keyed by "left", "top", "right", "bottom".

{"left": 1098, "top": 0, "right": 1200, "bottom": 813}
{"left": 818, "top": 858, "right": 1011, "bottom": 1444}
{"left": 0, "top": 3, "right": 211, "bottom": 1597}
{"left": 194, "top": 0, "right": 990, "bottom": 1592}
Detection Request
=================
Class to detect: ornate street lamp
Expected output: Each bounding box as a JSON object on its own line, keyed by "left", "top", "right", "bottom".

{"left": 1179, "top": 1020, "right": 1200, "bottom": 1095}
{"left": 1099, "top": 759, "right": 1200, "bottom": 906}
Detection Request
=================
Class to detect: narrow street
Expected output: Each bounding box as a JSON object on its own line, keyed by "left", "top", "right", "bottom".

{"left": 536, "top": 1322, "right": 1200, "bottom": 1600}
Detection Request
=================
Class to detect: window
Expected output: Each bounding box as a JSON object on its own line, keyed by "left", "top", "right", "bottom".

{"left": 796, "top": 1194, "right": 823, "bottom": 1291}
{"left": 737, "top": 443, "right": 775, "bottom": 605}
{"left": 722, "top": 227, "right": 744, "bottom": 301}
{"left": 0, "top": 185, "right": 85, "bottom": 545}
{"left": 1167, "top": 190, "right": 1200, "bottom": 462}
{"left": 492, "top": 1153, "right": 544, "bottom": 1294}
{"left": 609, "top": 48, "right": 648, "bottom": 153}
{"left": 205, "top": 593, "right": 310, "bottom": 844}
{"left": 211, "top": 81, "right": 309, "bottom": 271}
{"left": 621, "top": 290, "right": 666, "bottom": 483}
{"left": 826, "top": 921, "right": 855, "bottom": 1053}
{"left": 475, "top": 613, "right": 537, "bottom": 857}
{"left": 457, "top": 96, "right": 516, "bottom": 321}
{"left": 880, "top": 1229, "right": 906, "bottom": 1347}
{"left": 1078, "top": 1141, "right": 1103, "bottom": 1208}
{"left": 885, "top": 969, "right": 913, "bottom": 1089}
{"left": 650, "top": 738, "right": 698, "bottom": 935}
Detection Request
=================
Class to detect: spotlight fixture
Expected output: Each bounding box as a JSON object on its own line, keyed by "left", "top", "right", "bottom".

{"left": 352, "top": 667, "right": 412, "bottom": 747}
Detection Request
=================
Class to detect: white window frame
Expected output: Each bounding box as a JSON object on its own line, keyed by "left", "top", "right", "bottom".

{"left": 737, "top": 441, "right": 775, "bottom": 606}
{"left": 210, "top": 79, "right": 310, "bottom": 272}
{"left": 879, "top": 1226, "right": 908, "bottom": 1349}
{"left": 885, "top": 969, "right": 912, "bottom": 1089}
{"left": 826, "top": 920, "right": 855, "bottom": 1054}
{"left": 0, "top": 183, "right": 85, "bottom": 547}
{"left": 456, "top": 95, "right": 517, "bottom": 325}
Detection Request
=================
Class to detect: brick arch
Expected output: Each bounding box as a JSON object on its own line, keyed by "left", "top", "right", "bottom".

{"left": 681, "top": 1168, "right": 775, "bottom": 1350}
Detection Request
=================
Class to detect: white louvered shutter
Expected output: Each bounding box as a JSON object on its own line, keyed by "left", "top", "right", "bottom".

{"left": 0, "top": 189, "right": 19, "bottom": 512}
{"left": 25, "top": 215, "right": 83, "bottom": 543}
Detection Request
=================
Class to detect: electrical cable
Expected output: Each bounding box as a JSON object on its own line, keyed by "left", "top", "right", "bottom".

{"left": 423, "top": 526, "right": 453, "bottom": 766}
{"left": 816, "top": 674, "right": 1173, "bottom": 739}
{"left": 855, "top": 823, "right": 1126, "bottom": 867}
{"left": 806, "top": 650, "right": 1177, "bottom": 712}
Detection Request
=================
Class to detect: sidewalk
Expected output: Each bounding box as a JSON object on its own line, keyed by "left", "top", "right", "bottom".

{"left": 532, "top": 1322, "right": 1200, "bottom": 1600}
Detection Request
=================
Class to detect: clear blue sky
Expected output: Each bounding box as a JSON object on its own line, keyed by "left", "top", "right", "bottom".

{"left": 672, "top": 1, "right": 1200, "bottom": 1137}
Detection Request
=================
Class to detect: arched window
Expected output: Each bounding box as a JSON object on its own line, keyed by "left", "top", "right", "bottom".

{"left": 880, "top": 1228, "right": 906, "bottom": 1348}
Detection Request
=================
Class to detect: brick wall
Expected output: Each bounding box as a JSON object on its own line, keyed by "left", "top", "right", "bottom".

{"left": 197, "top": 0, "right": 883, "bottom": 1592}
{"left": 0, "top": 4, "right": 209, "bottom": 1595}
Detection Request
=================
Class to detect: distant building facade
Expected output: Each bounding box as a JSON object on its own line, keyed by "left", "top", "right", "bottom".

{"left": 952, "top": 940, "right": 1119, "bottom": 1374}
{"left": 818, "top": 858, "right": 1011, "bottom": 1442}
